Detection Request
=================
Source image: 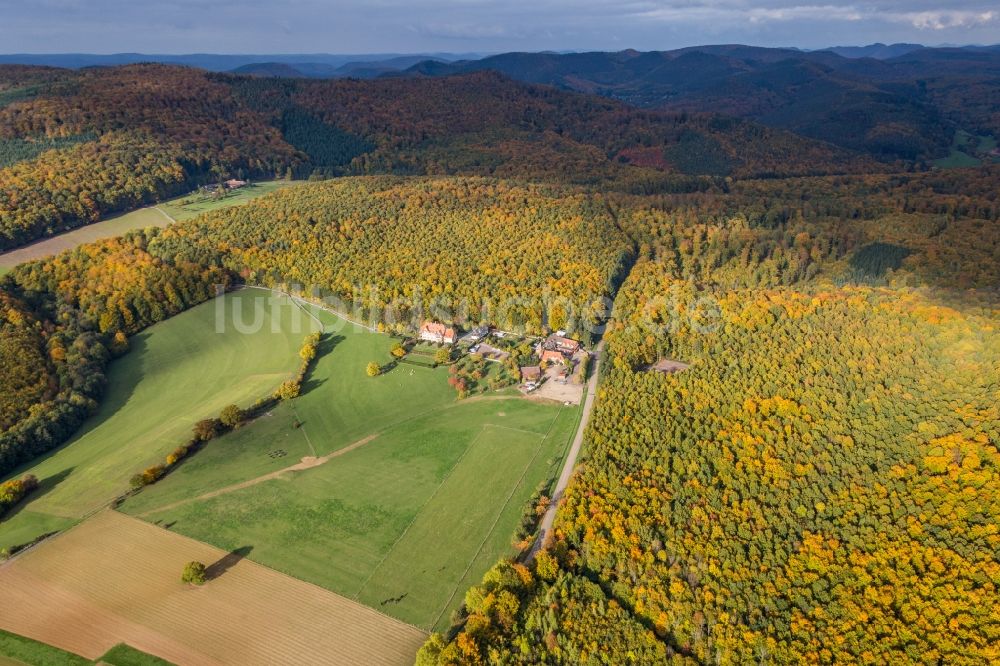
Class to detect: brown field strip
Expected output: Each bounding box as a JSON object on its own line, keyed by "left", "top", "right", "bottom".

{"left": 0, "top": 511, "right": 426, "bottom": 665}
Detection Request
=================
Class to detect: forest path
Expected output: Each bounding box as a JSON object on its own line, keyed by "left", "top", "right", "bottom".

{"left": 528, "top": 340, "right": 602, "bottom": 560}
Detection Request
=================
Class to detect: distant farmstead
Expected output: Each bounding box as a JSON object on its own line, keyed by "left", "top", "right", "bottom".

{"left": 419, "top": 322, "right": 457, "bottom": 344}
{"left": 225, "top": 179, "right": 248, "bottom": 190}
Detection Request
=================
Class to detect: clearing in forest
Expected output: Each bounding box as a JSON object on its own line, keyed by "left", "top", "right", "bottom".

{"left": 122, "top": 304, "right": 581, "bottom": 630}
{"left": 0, "top": 181, "right": 297, "bottom": 273}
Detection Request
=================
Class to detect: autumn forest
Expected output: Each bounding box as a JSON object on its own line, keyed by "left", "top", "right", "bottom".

{"left": 0, "top": 55, "right": 998, "bottom": 665}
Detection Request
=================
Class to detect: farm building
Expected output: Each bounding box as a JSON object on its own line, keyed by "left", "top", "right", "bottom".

{"left": 538, "top": 333, "right": 581, "bottom": 363}
{"left": 225, "top": 179, "right": 248, "bottom": 189}
{"left": 419, "top": 321, "right": 457, "bottom": 344}
{"left": 520, "top": 365, "right": 542, "bottom": 386}
{"left": 540, "top": 348, "right": 568, "bottom": 364}
{"left": 459, "top": 325, "right": 490, "bottom": 345}
{"left": 468, "top": 325, "right": 490, "bottom": 341}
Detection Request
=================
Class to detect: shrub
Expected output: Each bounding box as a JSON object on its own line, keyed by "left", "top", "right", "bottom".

{"left": 166, "top": 444, "right": 189, "bottom": 466}
{"left": 366, "top": 361, "right": 381, "bottom": 377}
{"left": 576, "top": 354, "right": 591, "bottom": 384}
{"left": 142, "top": 465, "right": 165, "bottom": 485}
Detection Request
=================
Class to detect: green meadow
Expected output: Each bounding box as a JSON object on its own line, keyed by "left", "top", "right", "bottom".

{"left": 122, "top": 304, "right": 579, "bottom": 630}
{"left": 0, "top": 290, "right": 314, "bottom": 551}
{"left": 2, "top": 288, "right": 577, "bottom": 631}
{"left": 0, "top": 629, "right": 175, "bottom": 666}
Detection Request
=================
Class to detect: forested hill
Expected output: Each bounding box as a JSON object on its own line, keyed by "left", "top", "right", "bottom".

{"left": 402, "top": 46, "right": 1000, "bottom": 161}
{"left": 421, "top": 168, "right": 1000, "bottom": 665}
{"left": 0, "top": 63, "right": 873, "bottom": 251}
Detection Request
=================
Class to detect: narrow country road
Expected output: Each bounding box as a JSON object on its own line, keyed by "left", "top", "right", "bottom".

{"left": 528, "top": 340, "right": 603, "bottom": 560}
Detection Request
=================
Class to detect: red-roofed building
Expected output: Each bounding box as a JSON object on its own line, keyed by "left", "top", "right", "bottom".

{"left": 419, "top": 321, "right": 457, "bottom": 344}
{"left": 538, "top": 333, "right": 582, "bottom": 364}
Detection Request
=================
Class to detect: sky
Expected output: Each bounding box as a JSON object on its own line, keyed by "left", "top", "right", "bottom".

{"left": 2, "top": 0, "right": 999, "bottom": 54}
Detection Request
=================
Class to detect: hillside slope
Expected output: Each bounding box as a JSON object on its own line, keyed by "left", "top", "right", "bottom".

{"left": 0, "top": 64, "right": 870, "bottom": 251}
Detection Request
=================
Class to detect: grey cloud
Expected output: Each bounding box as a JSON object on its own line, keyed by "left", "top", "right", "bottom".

{"left": 0, "top": 0, "right": 997, "bottom": 53}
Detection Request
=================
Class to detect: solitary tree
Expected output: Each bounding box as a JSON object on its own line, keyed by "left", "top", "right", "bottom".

{"left": 366, "top": 361, "right": 381, "bottom": 377}
{"left": 434, "top": 347, "right": 452, "bottom": 365}
{"left": 390, "top": 343, "right": 407, "bottom": 358}
{"left": 181, "top": 561, "right": 207, "bottom": 585}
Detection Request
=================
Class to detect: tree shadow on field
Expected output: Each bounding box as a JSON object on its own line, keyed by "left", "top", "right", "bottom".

{"left": 205, "top": 545, "right": 253, "bottom": 580}
{"left": 0, "top": 467, "right": 74, "bottom": 524}
{"left": 300, "top": 376, "right": 327, "bottom": 394}
{"left": 2, "top": 334, "right": 152, "bottom": 495}
{"left": 299, "top": 334, "right": 343, "bottom": 396}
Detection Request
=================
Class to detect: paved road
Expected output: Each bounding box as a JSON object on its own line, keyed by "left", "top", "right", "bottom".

{"left": 528, "top": 340, "right": 603, "bottom": 560}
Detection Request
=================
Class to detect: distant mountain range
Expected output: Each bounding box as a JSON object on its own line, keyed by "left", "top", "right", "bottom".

{"left": 230, "top": 55, "right": 454, "bottom": 79}
{"left": 0, "top": 52, "right": 485, "bottom": 72}
{"left": 4, "top": 44, "right": 998, "bottom": 161}
{"left": 823, "top": 43, "right": 925, "bottom": 59}
{"left": 395, "top": 44, "right": 1000, "bottom": 160}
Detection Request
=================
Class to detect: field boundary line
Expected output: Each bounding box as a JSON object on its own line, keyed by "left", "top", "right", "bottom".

{"left": 430, "top": 412, "right": 564, "bottom": 629}
{"left": 289, "top": 402, "right": 317, "bottom": 457}
{"left": 238, "top": 284, "right": 379, "bottom": 333}
{"left": 289, "top": 296, "right": 325, "bottom": 332}
{"left": 486, "top": 423, "right": 551, "bottom": 437}
{"left": 327, "top": 394, "right": 522, "bottom": 461}
{"left": 351, "top": 427, "right": 487, "bottom": 601}
{"left": 290, "top": 295, "right": 378, "bottom": 333}
{"left": 107, "top": 510, "right": 429, "bottom": 637}
{"left": 152, "top": 206, "right": 176, "bottom": 224}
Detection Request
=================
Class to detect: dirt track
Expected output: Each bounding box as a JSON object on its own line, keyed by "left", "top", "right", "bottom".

{"left": 0, "top": 511, "right": 425, "bottom": 665}
{"left": 138, "top": 434, "right": 380, "bottom": 517}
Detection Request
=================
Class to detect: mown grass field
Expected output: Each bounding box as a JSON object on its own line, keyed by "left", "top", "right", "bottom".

{"left": 0, "top": 290, "right": 314, "bottom": 551}
{"left": 0, "top": 181, "right": 297, "bottom": 273}
{"left": 0, "top": 629, "right": 175, "bottom": 666}
{"left": 0, "top": 511, "right": 424, "bottom": 665}
{"left": 0, "top": 628, "right": 90, "bottom": 666}
{"left": 123, "top": 304, "right": 579, "bottom": 630}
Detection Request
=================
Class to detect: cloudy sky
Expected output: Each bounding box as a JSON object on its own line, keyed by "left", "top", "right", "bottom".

{"left": 2, "top": 0, "right": 998, "bottom": 53}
